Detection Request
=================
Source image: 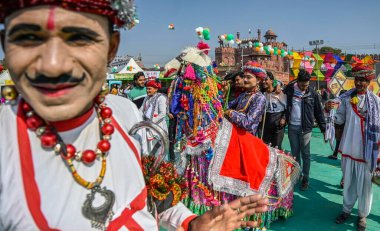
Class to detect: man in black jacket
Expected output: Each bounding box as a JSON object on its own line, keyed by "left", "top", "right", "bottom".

{"left": 284, "top": 70, "right": 326, "bottom": 191}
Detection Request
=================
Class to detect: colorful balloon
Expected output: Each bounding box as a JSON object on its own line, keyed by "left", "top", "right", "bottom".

{"left": 226, "top": 34, "right": 234, "bottom": 41}
{"left": 203, "top": 28, "right": 211, "bottom": 40}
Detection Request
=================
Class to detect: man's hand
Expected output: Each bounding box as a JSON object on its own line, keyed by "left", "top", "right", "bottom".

{"left": 168, "top": 113, "right": 174, "bottom": 119}
{"left": 224, "top": 109, "right": 233, "bottom": 118}
{"left": 279, "top": 118, "right": 286, "bottom": 127}
{"left": 178, "top": 194, "right": 268, "bottom": 231}
{"left": 221, "top": 81, "right": 230, "bottom": 98}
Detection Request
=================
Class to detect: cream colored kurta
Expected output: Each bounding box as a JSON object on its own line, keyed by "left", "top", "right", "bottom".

{"left": 335, "top": 94, "right": 373, "bottom": 217}
{"left": 0, "top": 95, "right": 194, "bottom": 231}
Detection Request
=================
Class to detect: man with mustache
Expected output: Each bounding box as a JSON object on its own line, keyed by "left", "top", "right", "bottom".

{"left": 327, "top": 65, "right": 380, "bottom": 231}
{"left": 0, "top": 0, "right": 267, "bottom": 230}
{"left": 225, "top": 61, "right": 266, "bottom": 136}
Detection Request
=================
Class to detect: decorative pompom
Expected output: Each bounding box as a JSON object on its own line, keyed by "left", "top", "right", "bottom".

{"left": 183, "top": 64, "right": 196, "bottom": 80}
{"left": 197, "top": 41, "right": 210, "bottom": 55}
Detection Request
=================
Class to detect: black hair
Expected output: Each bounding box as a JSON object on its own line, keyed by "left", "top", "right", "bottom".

{"left": 133, "top": 72, "right": 145, "bottom": 82}
{"left": 108, "top": 20, "right": 115, "bottom": 34}
{"left": 224, "top": 73, "right": 234, "bottom": 81}
{"left": 234, "top": 71, "right": 244, "bottom": 79}
{"left": 297, "top": 69, "right": 311, "bottom": 82}
{"left": 266, "top": 71, "right": 274, "bottom": 81}
{"left": 0, "top": 29, "right": 4, "bottom": 52}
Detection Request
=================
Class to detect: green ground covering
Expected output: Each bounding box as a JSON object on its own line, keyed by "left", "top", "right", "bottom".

{"left": 161, "top": 129, "right": 380, "bottom": 230}
{"left": 269, "top": 129, "right": 380, "bottom": 231}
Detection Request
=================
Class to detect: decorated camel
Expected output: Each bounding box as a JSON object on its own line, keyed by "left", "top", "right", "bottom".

{"left": 162, "top": 41, "right": 301, "bottom": 229}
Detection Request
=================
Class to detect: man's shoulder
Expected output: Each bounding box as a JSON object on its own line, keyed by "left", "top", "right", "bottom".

{"left": 106, "top": 95, "right": 142, "bottom": 119}
{"left": 307, "top": 87, "right": 318, "bottom": 96}
{"left": 284, "top": 82, "right": 295, "bottom": 94}
{"left": 0, "top": 103, "right": 17, "bottom": 132}
{"left": 255, "top": 91, "right": 265, "bottom": 100}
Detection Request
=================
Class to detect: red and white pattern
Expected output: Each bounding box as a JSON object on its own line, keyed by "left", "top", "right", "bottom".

{"left": 0, "top": 95, "right": 194, "bottom": 230}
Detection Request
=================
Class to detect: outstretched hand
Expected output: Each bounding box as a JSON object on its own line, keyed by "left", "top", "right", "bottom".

{"left": 177, "top": 194, "right": 268, "bottom": 231}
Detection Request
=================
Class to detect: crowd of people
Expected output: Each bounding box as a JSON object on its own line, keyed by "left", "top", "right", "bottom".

{"left": 112, "top": 61, "right": 379, "bottom": 231}
{"left": 0, "top": 1, "right": 379, "bottom": 231}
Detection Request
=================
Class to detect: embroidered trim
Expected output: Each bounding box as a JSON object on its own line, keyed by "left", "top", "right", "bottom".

{"left": 275, "top": 152, "right": 301, "bottom": 197}
{"left": 208, "top": 119, "right": 277, "bottom": 196}
{"left": 184, "top": 138, "right": 212, "bottom": 156}
{"left": 338, "top": 150, "right": 366, "bottom": 163}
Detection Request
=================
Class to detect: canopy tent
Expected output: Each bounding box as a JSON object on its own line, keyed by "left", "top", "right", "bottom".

{"left": 113, "top": 58, "right": 144, "bottom": 79}
{"left": 118, "top": 58, "right": 143, "bottom": 74}
{"left": 0, "top": 70, "right": 13, "bottom": 86}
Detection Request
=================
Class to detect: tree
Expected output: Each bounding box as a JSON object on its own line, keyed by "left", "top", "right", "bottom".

{"left": 312, "top": 46, "right": 342, "bottom": 55}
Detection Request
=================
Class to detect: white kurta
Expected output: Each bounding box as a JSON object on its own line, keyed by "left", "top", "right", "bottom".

{"left": 0, "top": 95, "right": 194, "bottom": 230}
{"left": 335, "top": 94, "right": 373, "bottom": 217}
{"left": 140, "top": 93, "right": 168, "bottom": 133}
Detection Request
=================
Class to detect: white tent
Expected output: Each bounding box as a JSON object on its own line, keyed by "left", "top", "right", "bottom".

{"left": 118, "top": 58, "right": 143, "bottom": 74}
{"left": 0, "top": 70, "right": 12, "bottom": 86}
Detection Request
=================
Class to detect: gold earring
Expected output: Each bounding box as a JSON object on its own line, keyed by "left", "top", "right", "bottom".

{"left": 1, "top": 86, "right": 18, "bottom": 103}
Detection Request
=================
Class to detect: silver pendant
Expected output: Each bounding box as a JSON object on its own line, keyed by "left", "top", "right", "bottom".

{"left": 82, "top": 186, "right": 115, "bottom": 230}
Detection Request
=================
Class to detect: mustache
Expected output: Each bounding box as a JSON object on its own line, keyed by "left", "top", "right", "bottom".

{"left": 25, "top": 73, "right": 86, "bottom": 85}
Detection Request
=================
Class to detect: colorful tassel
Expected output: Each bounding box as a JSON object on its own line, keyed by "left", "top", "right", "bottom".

{"left": 184, "top": 64, "right": 196, "bottom": 80}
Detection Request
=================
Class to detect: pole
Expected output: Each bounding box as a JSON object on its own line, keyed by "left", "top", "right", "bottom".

{"left": 316, "top": 44, "right": 320, "bottom": 91}
{"left": 260, "top": 105, "right": 267, "bottom": 140}
{"left": 241, "top": 47, "right": 244, "bottom": 68}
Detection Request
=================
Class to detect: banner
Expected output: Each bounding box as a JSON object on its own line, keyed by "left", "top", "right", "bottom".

{"left": 115, "top": 73, "right": 134, "bottom": 79}
{"left": 106, "top": 73, "right": 115, "bottom": 80}
{"left": 144, "top": 71, "right": 160, "bottom": 80}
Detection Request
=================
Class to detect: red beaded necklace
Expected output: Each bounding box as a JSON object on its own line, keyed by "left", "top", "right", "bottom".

{"left": 21, "top": 90, "right": 114, "bottom": 189}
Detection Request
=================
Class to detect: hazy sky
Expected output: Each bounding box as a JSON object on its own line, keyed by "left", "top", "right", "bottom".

{"left": 1, "top": 0, "right": 379, "bottom": 67}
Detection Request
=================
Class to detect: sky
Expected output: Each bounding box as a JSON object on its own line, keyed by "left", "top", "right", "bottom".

{"left": 1, "top": 0, "right": 380, "bottom": 67}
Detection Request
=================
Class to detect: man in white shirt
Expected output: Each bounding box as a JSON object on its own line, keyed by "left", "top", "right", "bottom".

{"left": 284, "top": 70, "right": 326, "bottom": 191}
{"left": 0, "top": 1, "right": 268, "bottom": 230}
{"left": 261, "top": 71, "right": 287, "bottom": 149}
{"left": 327, "top": 65, "right": 380, "bottom": 231}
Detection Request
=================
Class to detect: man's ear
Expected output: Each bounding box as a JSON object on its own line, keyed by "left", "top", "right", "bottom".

{"left": 0, "top": 29, "right": 5, "bottom": 52}
{"left": 108, "top": 31, "right": 120, "bottom": 64}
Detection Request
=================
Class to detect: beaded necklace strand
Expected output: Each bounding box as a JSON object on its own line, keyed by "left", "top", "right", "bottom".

{"left": 21, "top": 86, "right": 113, "bottom": 189}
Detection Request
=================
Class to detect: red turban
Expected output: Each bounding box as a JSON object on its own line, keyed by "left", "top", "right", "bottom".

{"left": 146, "top": 80, "right": 161, "bottom": 89}
{"left": 0, "top": 0, "right": 138, "bottom": 29}
{"left": 352, "top": 65, "right": 375, "bottom": 80}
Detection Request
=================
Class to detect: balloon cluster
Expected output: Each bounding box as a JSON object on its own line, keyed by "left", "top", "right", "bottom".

{"left": 126, "top": 66, "right": 133, "bottom": 71}
{"left": 219, "top": 34, "right": 235, "bottom": 45}
{"left": 195, "top": 27, "right": 211, "bottom": 40}
{"left": 262, "top": 45, "right": 288, "bottom": 57}
{"left": 168, "top": 23, "right": 175, "bottom": 30}
{"left": 153, "top": 64, "right": 160, "bottom": 70}
{"left": 235, "top": 39, "right": 242, "bottom": 45}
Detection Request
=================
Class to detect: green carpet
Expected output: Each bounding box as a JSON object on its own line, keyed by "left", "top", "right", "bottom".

{"left": 161, "top": 129, "right": 380, "bottom": 230}
{"left": 269, "top": 129, "right": 380, "bottom": 231}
